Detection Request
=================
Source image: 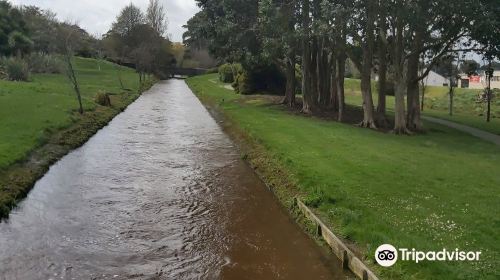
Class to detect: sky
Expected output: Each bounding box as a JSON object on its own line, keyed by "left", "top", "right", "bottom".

{"left": 10, "top": 0, "right": 200, "bottom": 42}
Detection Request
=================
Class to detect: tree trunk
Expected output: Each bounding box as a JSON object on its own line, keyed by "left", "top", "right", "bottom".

{"left": 301, "top": 0, "right": 313, "bottom": 114}
{"left": 448, "top": 85, "right": 454, "bottom": 116}
{"left": 394, "top": 80, "right": 407, "bottom": 134}
{"left": 283, "top": 55, "right": 296, "bottom": 108}
{"left": 330, "top": 55, "right": 338, "bottom": 111}
{"left": 311, "top": 37, "right": 319, "bottom": 107}
{"left": 302, "top": 43, "right": 313, "bottom": 113}
{"left": 117, "top": 67, "right": 124, "bottom": 89}
{"left": 486, "top": 61, "right": 492, "bottom": 122}
{"left": 337, "top": 54, "right": 346, "bottom": 122}
{"left": 393, "top": 16, "right": 409, "bottom": 134}
{"left": 406, "top": 28, "right": 423, "bottom": 131}
{"left": 359, "top": 1, "right": 376, "bottom": 128}
{"left": 376, "top": 1, "right": 388, "bottom": 126}
{"left": 487, "top": 87, "right": 491, "bottom": 122}
{"left": 376, "top": 47, "right": 388, "bottom": 126}
{"left": 360, "top": 72, "right": 376, "bottom": 128}
{"left": 65, "top": 53, "right": 83, "bottom": 114}
{"left": 420, "top": 79, "right": 426, "bottom": 111}
{"left": 319, "top": 39, "right": 331, "bottom": 109}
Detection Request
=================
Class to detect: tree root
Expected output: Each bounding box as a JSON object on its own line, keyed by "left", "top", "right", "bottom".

{"left": 392, "top": 127, "right": 413, "bottom": 135}
{"left": 357, "top": 120, "right": 378, "bottom": 129}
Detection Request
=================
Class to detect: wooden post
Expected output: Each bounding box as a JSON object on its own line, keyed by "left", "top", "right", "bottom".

{"left": 342, "top": 250, "right": 349, "bottom": 269}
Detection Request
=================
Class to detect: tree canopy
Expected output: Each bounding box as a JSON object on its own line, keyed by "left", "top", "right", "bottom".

{"left": 184, "top": 0, "right": 500, "bottom": 133}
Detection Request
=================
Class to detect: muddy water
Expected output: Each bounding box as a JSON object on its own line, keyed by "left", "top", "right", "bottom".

{"left": 0, "top": 80, "right": 346, "bottom": 280}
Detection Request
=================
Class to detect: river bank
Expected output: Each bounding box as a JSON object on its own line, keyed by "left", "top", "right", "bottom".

{"left": 186, "top": 74, "right": 500, "bottom": 280}
{"left": 0, "top": 57, "right": 151, "bottom": 218}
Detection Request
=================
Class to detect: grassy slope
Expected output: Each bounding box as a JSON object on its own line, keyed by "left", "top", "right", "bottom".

{"left": 343, "top": 78, "right": 500, "bottom": 135}
{"left": 187, "top": 74, "right": 500, "bottom": 280}
{"left": 0, "top": 57, "right": 143, "bottom": 217}
{"left": 0, "top": 57, "right": 140, "bottom": 169}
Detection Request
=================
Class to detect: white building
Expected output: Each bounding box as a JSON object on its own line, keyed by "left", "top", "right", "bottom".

{"left": 458, "top": 70, "right": 500, "bottom": 90}
{"left": 423, "top": 71, "right": 449, "bottom": 87}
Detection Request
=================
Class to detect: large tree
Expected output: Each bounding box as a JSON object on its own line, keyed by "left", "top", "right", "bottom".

{"left": 0, "top": 1, "right": 31, "bottom": 56}
{"left": 259, "top": 0, "right": 299, "bottom": 107}
{"left": 19, "top": 6, "right": 58, "bottom": 54}
{"left": 146, "top": 0, "right": 168, "bottom": 37}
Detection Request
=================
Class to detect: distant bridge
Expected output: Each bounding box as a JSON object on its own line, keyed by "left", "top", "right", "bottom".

{"left": 106, "top": 59, "right": 208, "bottom": 78}
{"left": 168, "top": 68, "right": 208, "bottom": 78}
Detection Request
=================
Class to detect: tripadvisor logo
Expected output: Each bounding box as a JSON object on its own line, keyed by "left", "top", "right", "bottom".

{"left": 375, "top": 244, "right": 482, "bottom": 267}
{"left": 375, "top": 244, "right": 398, "bottom": 267}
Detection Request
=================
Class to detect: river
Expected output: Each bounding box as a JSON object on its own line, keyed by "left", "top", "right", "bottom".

{"left": 0, "top": 80, "right": 346, "bottom": 280}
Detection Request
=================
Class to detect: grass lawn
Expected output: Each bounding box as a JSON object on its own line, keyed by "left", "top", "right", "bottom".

{"left": 0, "top": 57, "right": 140, "bottom": 169}
{"left": 187, "top": 74, "right": 500, "bottom": 280}
{"left": 343, "top": 78, "right": 500, "bottom": 135}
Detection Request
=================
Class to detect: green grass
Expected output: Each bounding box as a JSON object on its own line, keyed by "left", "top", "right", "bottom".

{"left": 187, "top": 74, "right": 500, "bottom": 280}
{"left": 0, "top": 57, "right": 140, "bottom": 169}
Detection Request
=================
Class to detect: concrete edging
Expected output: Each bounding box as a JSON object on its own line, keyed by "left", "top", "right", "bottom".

{"left": 295, "top": 198, "right": 380, "bottom": 280}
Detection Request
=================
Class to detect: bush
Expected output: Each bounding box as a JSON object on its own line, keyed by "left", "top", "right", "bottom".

{"left": 0, "top": 64, "right": 7, "bottom": 80}
{"left": 95, "top": 91, "right": 111, "bottom": 107}
{"left": 218, "top": 63, "right": 242, "bottom": 83}
{"left": 0, "top": 57, "right": 31, "bottom": 81}
{"left": 231, "top": 63, "right": 286, "bottom": 95}
{"left": 27, "top": 53, "right": 63, "bottom": 74}
{"left": 218, "top": 63, "right": 235, "bottom": 83}
{"left": 233, "top": 72, "right": 253, "bottom": 95}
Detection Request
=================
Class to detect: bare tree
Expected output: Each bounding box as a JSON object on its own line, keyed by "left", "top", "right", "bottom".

{"left": 115, "top": 62, "right": 125, "bottom": 90}
{"left": 146, "top": 0, "right": 168, "bottom": 37}
{"left": 60, "top": 22, "right": 84, "bottom": 114}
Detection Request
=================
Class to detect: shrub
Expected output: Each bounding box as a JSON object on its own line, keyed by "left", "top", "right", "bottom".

{"left": 95, "top": 91, "right": 111, "bottom": 107}
{"left": 0, "top": 64, "right": 7, "bottom": 80}
{"left": 0, "top": 57, "right": 31, "bottom": 81}
{"left": 234, "top": 72, "right": 254, "bottom": 95}
{"left": 230, "top": 63, "right": 286, "bottom": 95}
{"left": 218, "top": 63, "right": 234, "bottom": 83}
{"left": 218, "top": 63, "right": 242, "bottom": 83}
{"left": 27, "top": 53, "right": 63, "bottom": 74}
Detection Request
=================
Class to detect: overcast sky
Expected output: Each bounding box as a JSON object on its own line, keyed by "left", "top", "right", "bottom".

{"left": 10, "top": 0, "right": 200, "bottom": 42}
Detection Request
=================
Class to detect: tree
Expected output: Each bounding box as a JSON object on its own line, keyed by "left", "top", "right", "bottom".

{"left": 460, "top": 60, "right": 480, "bottom": 75}
{"left": 300, "top": 0, "right": 314, "bottom": 113}
{"left": 0, "top": 1, "right": 30, "bottom": 56}
{"left": 375, "top": 0, "right": 389, "bottom": 125}
{"left": 106, "top": 3, "right": 174, "bottom": 80}
{"left": 8, "top": 31, "right": 33, "bottom": 57}
{"left": 146, "top": 0, "right": 168, "bottom": 37}
{"left": 19, "top": 6, "right": 58, "bottom": 54}
{"left": 469, "top": 0, "right": 499, "bottom": 123}
{"left": 60, "top": 22, "right": 84, "bottom": 114}
{"left": 258, "top": 0, "right": 299, "bottom": 107}
{"left": 349, "top": 0, "right": 377, "bottom": 128}
{"left": 437, "top": 54, "right": 460, "bottom": 116}
{"left": 182, "top": 10, "right": 210, "bottom": 50}
{"left": 186, "top": 0, "right": 488, "bottom": 134}
{"left": 484, "top": 62, "right": 494, "bottom": 122}
{"left": 112, "top": 4, "right": 144, "bottom": 38}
